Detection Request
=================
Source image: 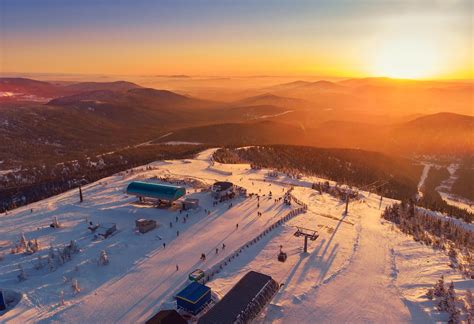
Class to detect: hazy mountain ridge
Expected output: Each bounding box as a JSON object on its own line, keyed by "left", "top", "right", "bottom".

{"left": 1, "top": 77, "right": 472, "bottom": 172}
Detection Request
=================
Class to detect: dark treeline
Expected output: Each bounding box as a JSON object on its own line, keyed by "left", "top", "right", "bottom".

{"left": 419, "top": 166, "right": 473, "bottom": 223}
{"left": 0, "top": 144, "right": 206, "bottom": 213}
{"left": 213, "top": 145, "right": 422, "bottom": 200}
{"left": 452, "top": 157, "right": 474, "bottom": 201}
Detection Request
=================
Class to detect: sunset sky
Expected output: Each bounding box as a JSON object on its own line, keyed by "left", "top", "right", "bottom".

{"left": 1, "top": 0, "right": 472, "bottom": 79}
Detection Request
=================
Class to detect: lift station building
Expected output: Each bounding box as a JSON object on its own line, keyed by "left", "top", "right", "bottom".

{"left": 126, "top": 181, "right": 186, "bottom": 202}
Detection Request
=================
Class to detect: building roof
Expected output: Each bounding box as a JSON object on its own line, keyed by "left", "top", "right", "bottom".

{"left": 176, "top": 282, "right": 210, "bottom": 305}
{"left": 127, "top": 181, "right": 186, "bottom": 201}
{"left": 212, "top": 181, "right": 233, "bottom": 192}
{"left": 198, "top": 271, "right": 275, "bottom": 324}
{"left": 145, "top": 309, "right": 187, "bottom": 324}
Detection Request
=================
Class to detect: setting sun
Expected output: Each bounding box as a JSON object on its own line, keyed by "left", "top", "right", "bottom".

{"left": 371, "top": 37, "right": 443, "bottom": 79}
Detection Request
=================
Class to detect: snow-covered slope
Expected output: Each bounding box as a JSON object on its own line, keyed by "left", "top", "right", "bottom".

{"left": 0, "top": 149, "right": 472, "bottom": 323}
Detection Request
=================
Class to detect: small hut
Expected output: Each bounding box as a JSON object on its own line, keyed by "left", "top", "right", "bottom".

{"left": 175, "top": 282, "right": 211, "bottom": 315}
{"left": 136, "top": 219, "right": 157, "bottom": 234}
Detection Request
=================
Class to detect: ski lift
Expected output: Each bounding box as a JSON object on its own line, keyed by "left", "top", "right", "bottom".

{"left": 293, "top": 227, "right": 319, "bottom": 253}
{"left": 277, "top": 245, "right": 287, "bottom": 262}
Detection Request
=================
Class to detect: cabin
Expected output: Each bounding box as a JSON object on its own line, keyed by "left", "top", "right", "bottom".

{"left": 198, "top": 271, "right": 279, "bottom": 324}
{"left": 135, "top": 219, "right": 157, "bottom": 234}
{"left": 183, "top": 198, "right": 199, "bottom": 210}
{"left": 127, "top": 182, "right": 186, "bottom": 203}
{"left": 189, "top": 269, "right": 205, "bottom": 282}
{"left": 211, "top": 181, "right": 234, "bottom": 200}
{"left": 145, "top": 309, "right": 186, "bottom": 324}
{"left": 176, "top": 282, "right": 211, "bottom": 315}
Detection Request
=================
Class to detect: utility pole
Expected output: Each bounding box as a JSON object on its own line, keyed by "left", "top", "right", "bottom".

{"left": 345, "top": 194, "right": 349, "bottom": 215}
{"left": 79, "top": 186, "right": 83, "bottom": 203}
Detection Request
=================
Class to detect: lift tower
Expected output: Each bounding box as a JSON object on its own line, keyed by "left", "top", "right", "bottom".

{"left": 294, "top": 226, "right": 319, "bottom": 253}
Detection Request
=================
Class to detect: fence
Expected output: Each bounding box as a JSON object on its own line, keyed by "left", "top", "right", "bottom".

{"left": 202, "top": 204, "right": 307, "bottom": 284}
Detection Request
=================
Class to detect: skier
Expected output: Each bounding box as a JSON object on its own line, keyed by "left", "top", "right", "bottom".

{"left": 163, "top": 242, "right": 166, "bottom": 249}
{"left": 236, "top": 223, "right": 239, "bottom": 229}
{"left": 176, "top": 264, "right": 179, "bottom": 271}
{"left": 222, "top": 243, "right": 226, "bottom": 250}
{"left": 216, "top": 248, "right": 219, "bottom": 254}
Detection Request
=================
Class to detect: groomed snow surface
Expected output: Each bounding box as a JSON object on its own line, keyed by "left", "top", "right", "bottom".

{"left": 0, "top": 149, "right": 472, "bottom": 323}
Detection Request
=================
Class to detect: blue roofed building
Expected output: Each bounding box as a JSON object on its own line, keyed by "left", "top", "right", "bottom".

{"left": 175, "top": 282, "right": 211, "bottom": 315}
{"left": 0, "top": 290, "right": 6, "bottom": 311}
{"left": 126, "top": 181, "right": 186, "bottom": 202}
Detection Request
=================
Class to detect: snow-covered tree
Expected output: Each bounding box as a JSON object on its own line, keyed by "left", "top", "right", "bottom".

{"left": 98, "top": 250, "right": 109, "bottom": 266}
{"left": 446, "top": 282, "right": 460, "bottom": 324}
{"left": 434, "top": 275, "right": 446, "bottom": 298}
{"left": 34, "top": 255, "right": 44, "bottom": 270}
{"left": 52, "top": 216, "right": 61, "bottom": 228}
{"left": 49, "top": 244, "right": 55, "bottom": 259}
{"left": 19, "top": 233, "right": 27, "bottom": 250}
{"left": 465, "top": 289, "right": 473, "bottom": 323}
{"left": 17, "top": 264, "right": 27, "bottom": 281}
{"left": 71, "top": 279, "right": 80, "bottom": 294}
{"left": 48, "top": 254, "right": 55, "bottom": 272}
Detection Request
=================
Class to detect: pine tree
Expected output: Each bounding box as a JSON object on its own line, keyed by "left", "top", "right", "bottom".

{"left": 434, "top": 275, "right": 446, "bottom": 297}
{"left": 465, "top": 289, "right": 473, "bottom": 323}
{"left": 35, "top": 255, "right": 43, "bottom": 270}
{"left": 17, "top": 264, "right": 27, "bottom": 281}
{"left": 48, "top": 254, "right": 55, "bottom": 272}
{"left": 447, "top": 282, "right": 460, "bottom": 324}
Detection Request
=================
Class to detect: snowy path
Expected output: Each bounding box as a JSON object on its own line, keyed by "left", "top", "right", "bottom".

{"left": 255, "top": 192, "right": 420, "bottom": 323}
{"left": 293, "top": 200, "right": 412, "bottom": 323}
{"left": 417, "top": 163, "right": 431, "bottom": 199}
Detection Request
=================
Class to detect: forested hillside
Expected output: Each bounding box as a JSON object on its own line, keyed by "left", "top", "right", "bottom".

{"left": 213, "top": 145, "right": 422, "bottom": 200}
{"left": 0, "top": 144, "right": 205, "bottom": 212}
{"left": 452, "top": 158, "right": 474, "bottom": 201}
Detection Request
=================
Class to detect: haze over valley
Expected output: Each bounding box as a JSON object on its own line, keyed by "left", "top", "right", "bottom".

{"left": 1, "top": 1, "right": 473, "bottom": 323}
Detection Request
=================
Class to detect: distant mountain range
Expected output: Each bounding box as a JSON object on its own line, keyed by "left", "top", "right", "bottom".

{"left": 161, "top": 112, "right": 473, "bottom": 155}
{"left": 1, "top": 77, "right": 472, "bottom": 170}
{"left": 0, "top": 78, "right": 142, "bottom": 100}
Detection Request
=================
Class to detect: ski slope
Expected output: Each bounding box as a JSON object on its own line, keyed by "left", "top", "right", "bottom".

{"left": 0, "top": 149, "right": 472, "bottom": 323}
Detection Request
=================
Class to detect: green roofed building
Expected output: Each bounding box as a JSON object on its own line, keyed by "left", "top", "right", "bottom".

{"left": 126, "top": 181, "right": 186, "bottom": 201}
